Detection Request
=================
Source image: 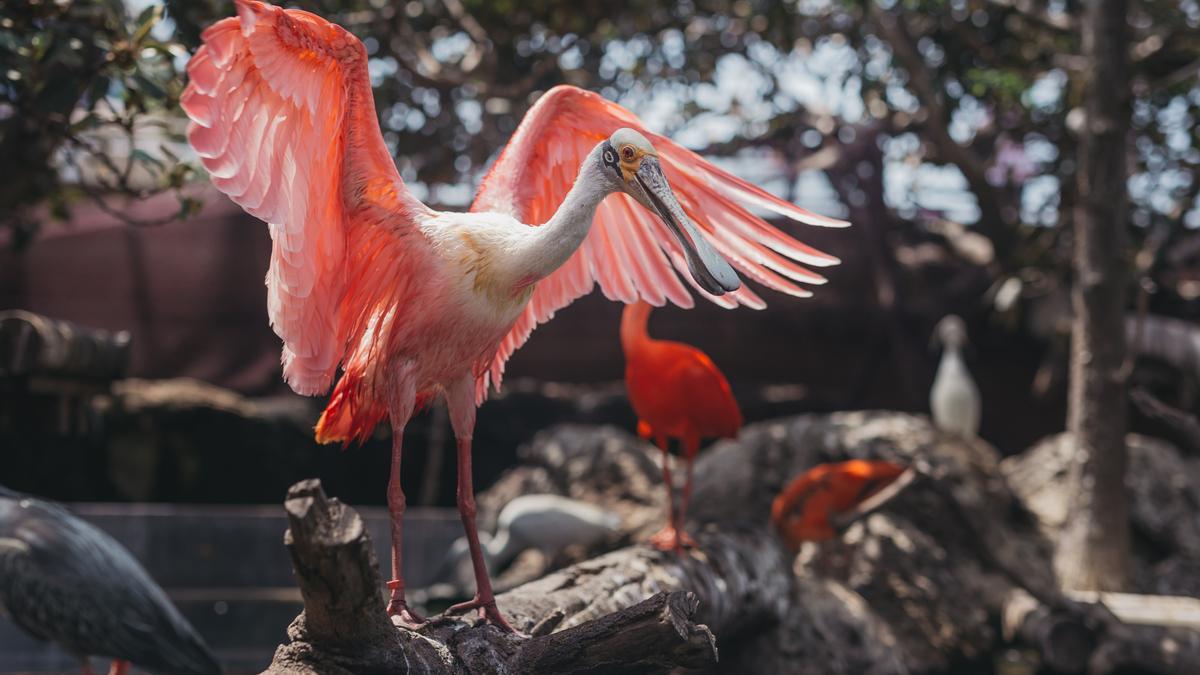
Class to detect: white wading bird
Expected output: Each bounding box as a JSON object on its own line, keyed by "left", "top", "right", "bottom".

{"left": 930, "top": 315, "right": 981, "bottom": 439}
{"left": 182, "top": 0, "right": 847, "bottom": 631}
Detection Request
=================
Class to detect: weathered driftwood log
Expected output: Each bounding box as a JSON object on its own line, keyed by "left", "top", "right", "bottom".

{"left": 266, "top": 479, "right": 791, "bottom": 674}
{"left": 0, "top": 309, "right": 131, "bottom": 381}
{"left": 269, "top": 413, "right": 1200, "bottom": 674}
{"left": 1002, "top": 432, "right": 1200, "bottom": 594}
{"left": 1003, "top": 589, "right": 1096, "bottom": 674}
{"left": 487, "top": 414, "right": 1200, "bottom": 673}
{"left": 1130, "top": 387, "right": 1200, "bottom": 456}
{"left": 474, "top": 413, "right": 1069, "bottom": 673}
{"left": 1002, "top": 431, "right": 1200, "bottom": 674}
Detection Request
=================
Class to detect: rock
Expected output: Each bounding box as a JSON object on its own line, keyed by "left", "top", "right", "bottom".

{"left": 735, "top": 576, "right": 909, "bottom": 675}
{"left": 483, "top": 412, "right": 1061, "bottom": 673}
{"left": 1001, "top": 432, "right": 1200, "bottom": 595}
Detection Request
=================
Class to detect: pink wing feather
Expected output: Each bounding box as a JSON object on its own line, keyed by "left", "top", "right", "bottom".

{"left": 472, "top": 86, "right": 847, "bottom": 400}
{"left": 182, "top": 0, "right": 431, "bottom": 396}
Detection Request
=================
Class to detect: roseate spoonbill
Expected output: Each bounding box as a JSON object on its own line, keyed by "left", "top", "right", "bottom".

{"left": 182, "top": 0, "right": 844, "bottom": 630}
{"left": 438, "top": 494, "right": 621, "bottom": 584}
{"left": 621, "top": 301, "right": 742, "bottom": 552}
{"left": 930, "top": 315, "right": 981, "bottom": 439}
{"left": 771, "top": 460, "right": 907, "bottom": 548}
{"left": 0, "top": 486, "right": 221, "bottom": 675}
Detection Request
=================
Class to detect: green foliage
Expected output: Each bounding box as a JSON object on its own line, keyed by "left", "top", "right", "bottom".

{"left": 1, "top": 0, "right": 192, "bottom": 246}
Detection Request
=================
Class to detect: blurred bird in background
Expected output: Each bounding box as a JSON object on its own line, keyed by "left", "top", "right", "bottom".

{"left": 621, "top": 301, "right": 743, "bottom": 553}
{"left": 771, "top": 460, "right": 908, "bottom": 548}
{"left": 435, "top": 494, "right": 621, "bottom": 590}
{"left": 0, "top": 486, "right": 221, "bottom": 675}
{"left": 930, "top": 315, "right": 981, "bottom": 439}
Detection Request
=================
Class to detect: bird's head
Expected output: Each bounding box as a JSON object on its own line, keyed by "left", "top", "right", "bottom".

{"left": 595, "top": 128, "right": 740, "bottom": 296}
{"left": 932, "top": 314, "right": 970, "bottom": 349}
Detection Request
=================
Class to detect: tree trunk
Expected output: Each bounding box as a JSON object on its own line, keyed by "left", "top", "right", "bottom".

{"left": 1058, "top": 0, "right": 1133, "bottom": 591}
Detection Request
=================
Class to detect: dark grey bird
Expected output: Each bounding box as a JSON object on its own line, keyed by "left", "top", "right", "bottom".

{"left": 0, "top": 485, "right": 221, "bottom": 675}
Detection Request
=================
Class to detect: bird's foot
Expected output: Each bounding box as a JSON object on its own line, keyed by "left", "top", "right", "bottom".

{"left": 106, "top": 660, "right": 130, "bottom": 675}
{"left": 648, "top": 525, "right": 697, "bottom": 554}
{"left": 386, "top": 579, "right": 427, "bottom": 629}
{"left": 445, "top": 595, "right": 526, "bottom": 635}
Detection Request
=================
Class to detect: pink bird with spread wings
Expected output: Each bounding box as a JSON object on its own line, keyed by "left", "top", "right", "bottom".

{"left": 182, "top": 0, "right": 846, "bottom": 632}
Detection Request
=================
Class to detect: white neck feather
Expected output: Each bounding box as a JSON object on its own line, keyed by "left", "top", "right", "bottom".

{"left": 937, "top": 343, "right": 967, "bottom": 377}
{"left": 516, "top": 149, "right": 612, "bottom": 282}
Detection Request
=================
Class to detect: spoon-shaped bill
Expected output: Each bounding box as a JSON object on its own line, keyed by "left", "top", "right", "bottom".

{"left": 634, "top": 158, "right": 741, "bottom": 296}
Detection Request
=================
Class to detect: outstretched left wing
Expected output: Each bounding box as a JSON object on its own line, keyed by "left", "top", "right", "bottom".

{"left": 182, "top": 0, "right": 434, "bottom": 396}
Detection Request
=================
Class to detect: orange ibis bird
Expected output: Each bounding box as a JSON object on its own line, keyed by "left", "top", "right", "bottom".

{"left": 771, "top": 460, "right": 907, "bottom": 548}
{"left": 621, "top": 301, "right": 742, "bottom": 553}
{"left": 930, "top": 315, "right": 981, "bottom": 439}
{"left": 0, "top": 486, "right": 221, "bottom": 675}
{"left": 182, "top": 0, "right": 845, "bottom": 630}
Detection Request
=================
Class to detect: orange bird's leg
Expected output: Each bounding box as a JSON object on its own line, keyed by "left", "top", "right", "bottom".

{"left": 674, "top": 434, "right": 701, "bottom": 550}
{"left": 659, "top": 436, "right": 677, "bottom": 532}
{"left": 443, "top": 375, "right": 519, "bottom": 633}
{"left": 107, "top": 660, "right": 129, "bottom": 675}
{"left": 649, "top": 434, "right": 684, "bottom": 553}
{"left": 384, "top": 373, "right": 424, "bottom": 627}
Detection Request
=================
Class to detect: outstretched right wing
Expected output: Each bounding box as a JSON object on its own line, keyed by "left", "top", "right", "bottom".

{"left": 472, "top": 86, "right": 847, "bottom": 400}
{"left": 182, "top": 0, "right": 432, "bottom": 395}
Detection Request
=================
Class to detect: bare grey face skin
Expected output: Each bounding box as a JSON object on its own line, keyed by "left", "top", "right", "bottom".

{"left": 601, "top": 129, "right": 741, "bottom": 296}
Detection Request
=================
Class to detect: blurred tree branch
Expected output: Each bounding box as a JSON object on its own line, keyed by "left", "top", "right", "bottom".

{"left": 985, "top": 0, "right": 1077, "bottom": 33}
{"left": 0, "top": 1, "right": 200, "bottom": 246}
{"left": 868, "top": 4, "right": 1019, "bottom": 262}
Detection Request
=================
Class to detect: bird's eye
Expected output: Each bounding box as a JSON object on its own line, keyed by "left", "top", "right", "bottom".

{"left": 603, "top": 150, "right": 615, "bottom": 164}
{"left": 621, "top": 146, "right": 636, "bottom": 162}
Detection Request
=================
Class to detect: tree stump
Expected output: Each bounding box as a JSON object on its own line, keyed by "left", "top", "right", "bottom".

{"left": 266, "top": 479, "right": 792, "bottom": 674}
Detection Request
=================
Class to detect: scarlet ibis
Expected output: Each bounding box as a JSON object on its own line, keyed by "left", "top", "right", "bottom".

{"left": 183, "top": 0, "right": 844, "bottom": 630}
{"left": 771, "top": 460, "right": 907, "bottom": 548}
{"left": 621, "top": 301, "right": 742, "bottom": 552}
{"left": 438, "top": 494, "right": 621, "bottom": 584}
{"left": 0, "top": 486, "right": 221, "bottom": 675}
{"left": 930, "top": 315, "right": 981, "bottom": 439}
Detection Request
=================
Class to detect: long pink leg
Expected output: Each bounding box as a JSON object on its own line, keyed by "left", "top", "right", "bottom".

{"left": 107, "top": 660, "right": 129, "bottom": 675}
{"left": 442, "top": 376, "right": 519, "bottom": 633}
{"left": 385, "top": 375, "right": 424, "bottom": 627}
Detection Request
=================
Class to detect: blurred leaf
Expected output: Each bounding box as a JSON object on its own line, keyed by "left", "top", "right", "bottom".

{"left": 33, "top": 77, "right": 81, "bottom": 113}
{"left": 132, "top": 5, "right": 162, "bottom": 45}
{"left": 0, "top": 31, "right": 21, "bottom": 54}
{"left": 69, "top": 112, "right": 100, "bottom": 133}
{"left": 131, "top": 72, "right": 166, "bottom": 99}
{"left": 178, "top": 195, "right": 203, "bottom": 218}
{"left": 131, "top": 148, "right": 165, "bottom": 171}
{"left": 87, "top": 75, "right": 112, "bottom": 106}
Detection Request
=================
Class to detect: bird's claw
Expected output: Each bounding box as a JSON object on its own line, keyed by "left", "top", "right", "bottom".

{"left": 386, "top": 579, "right": 427, "bottom": 629}
{"left": 445, "top": 596, "right": 525, "bottom": 636}
{"left": 648, "top": 525, "right": 696, "bottom": 554}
